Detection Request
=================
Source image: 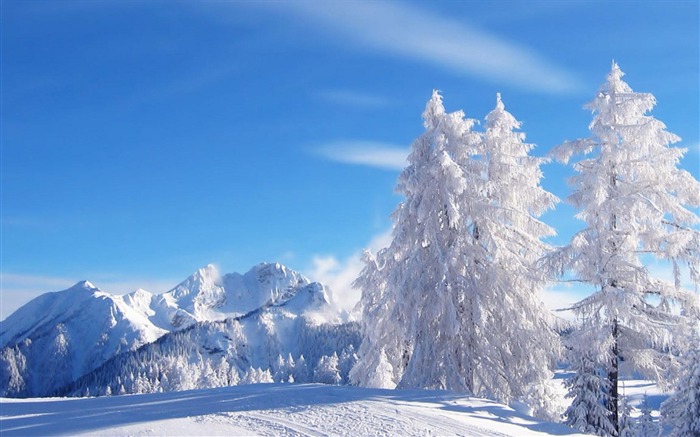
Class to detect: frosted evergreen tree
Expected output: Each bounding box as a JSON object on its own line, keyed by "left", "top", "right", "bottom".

{"left": 618, "top": 394, "right": 634, "bottom": 437}
{"left": 351, "top": 90, "right": 478, "bottom": 390}
{"left": 314, "top": 353, "right": 342, "bottom": 385}
{"left": 228, "top": 366, "right": 240, "bottom": 386}
{"left": 548, "top": 62, "right": 700, "bottom": 436}
{"left": 661, "top": 346, "right": 700, "bottom": 436}
{"left": 293, "top": 355, "right": 309, "bottom": 383}
{"left": 564, "top": 333, "right": 617, "bottom": 436}
{"left": 241, "top": 368, "right": 259, "bottom": 385}
{"left": 351, "top": 91, "right": 560, "bottom": 416}
{"left": 636, "top": 395, "right": 658, "bottom": 437}
{"left": 259, "top": 368, "right": 274, "bottom": 383}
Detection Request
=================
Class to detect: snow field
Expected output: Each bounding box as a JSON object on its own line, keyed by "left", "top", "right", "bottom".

{"left": 1, "top": 383, "right": 590, "bottom": 436}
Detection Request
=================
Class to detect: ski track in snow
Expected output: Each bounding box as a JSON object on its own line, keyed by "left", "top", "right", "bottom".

{"left": 1, "top": 384, "right": 588, "bottom": 437}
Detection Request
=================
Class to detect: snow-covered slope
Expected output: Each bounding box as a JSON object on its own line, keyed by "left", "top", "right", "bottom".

{"left": 1, "top": 383, "right": 588, "bottom": 437}
{"left": 0, "top": 262, "right": 336, "bottom": 398}
{"left": 0, "top": 281, "right": 165, "bottom": 349}
{"left": 0, "top": 281, "right": 168, "bottom": 397}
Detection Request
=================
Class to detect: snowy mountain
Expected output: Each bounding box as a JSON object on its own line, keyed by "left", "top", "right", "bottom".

{"left": 0, "top": 280, "right": 168, "bottom": 397}
{"left": 57, "top": 278, "right": 360, "bottom": 396}
{"left": 0, "top": 262, "right": 344, "bottom": 398}
{"left": 151, "top": 263, "right": 315, "bottom": 329}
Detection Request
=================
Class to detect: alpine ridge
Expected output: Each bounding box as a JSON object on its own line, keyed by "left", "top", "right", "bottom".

{"left": 0, "top": 262, "right": 350, "bottom": 397}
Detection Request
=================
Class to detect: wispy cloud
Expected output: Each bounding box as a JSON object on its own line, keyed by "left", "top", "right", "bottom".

{"left": 538, "top": 285, "right": 590, "bottom": 322}
{"left": 1, "top": 273, "right": 76, "bottom": 320}
{"left": 306, "top": 230, "right": 392, "bottom": 314}
{"left": 267, "top": 1, "right": 581, "bottom": 94}
{"left": 316, "top": 89, "right": 391, "bottom": 109}
{"left": 314, "top": 141, "right": 409, "bottom": 171}
{"left": 682, "top": 141, "right": 700, "bottom": 157}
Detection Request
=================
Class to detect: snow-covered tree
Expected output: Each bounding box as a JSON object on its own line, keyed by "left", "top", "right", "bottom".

{"left": 636, "top": 395, "right": 658, "bottom": 437}
{"left": 293, "top": 354, "right": 309, "bottom": 384}
{"left": 661, "top": 346, "right": 700, "bottom": 436}
{"left": 337, "top": 346, "right": 358, "bottom": 385}
{"left": 618, "top": 394, "right": 634, "bottom": 437}
{"left": 241, "top": 367, "right": 273, "bottom": 385}
{"left": 564, "top": 334, "right": 617, "bottom": 436}
{"left": 351, "top": 91, "right": 560, "bottom": 415}
{"left": 314, "top": 353, "right": 342, "bottom": 385}
{"left": 548, "top": 62, "right": 700, "bottom": 436}
{"left": 228, "top": 365, "right": 240, "bottom": 386}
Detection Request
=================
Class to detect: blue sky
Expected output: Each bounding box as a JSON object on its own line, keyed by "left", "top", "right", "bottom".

{"left": 2, "top": 0, "right": 699, "bottom": 319}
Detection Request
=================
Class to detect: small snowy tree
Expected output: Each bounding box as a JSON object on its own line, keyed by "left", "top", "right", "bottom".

{"left": 259, "top": 368, "right": 274, "bottom": 384}
{"left": 273, "top": 354, "right": 288, "bottom": 383}
{"left": 293, "top": 355, "right": 309, "bottom": 384}
{"left": 564, "top": 335, "right": 617, "bottom": 436}
{"left": 636, "top": 395, "right": 658, "bottom": 437}
{"left": 661, "top": 346, "right": 700, "bottom": 436}
{"left": 352, "top": 91, "right": 560, "bottom": 416}
{"left": 314, "top": 353, "right": 342, "bottom": 385}
{"left": 228, "top": 366, "right": 240, "bottom": 386}
{"left": 618, "top": 395, "right": 634, "bottom": 437}
{"left": 361, "top": 347, "right": 395, "bottom": 389}
{"left": 241, "top": 367, "right": 259, "bottom": 385}
{"left": 548, "top": 62, "right": 700, "bottom": 435}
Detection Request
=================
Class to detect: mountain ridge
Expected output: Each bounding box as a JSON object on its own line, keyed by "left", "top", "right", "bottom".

{"left": 0, "top": 262, "right": 342, "bottom": 398}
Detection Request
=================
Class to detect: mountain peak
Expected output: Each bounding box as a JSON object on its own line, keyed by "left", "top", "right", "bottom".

{"left": 0, "top": 261, "right": 346, "bottom": 398}
{"left": 168, "top": 265, "right": 222, "bottom": 300}
{"left": 72, "top": 280, "right": 98, "bottom": 291}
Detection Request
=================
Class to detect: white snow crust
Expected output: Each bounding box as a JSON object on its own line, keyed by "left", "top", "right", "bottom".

{"left": 1, "top": 383, "right": 589, "bottom": 437}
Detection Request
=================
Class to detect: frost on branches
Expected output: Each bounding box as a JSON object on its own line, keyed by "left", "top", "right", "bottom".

{"left": 564, "top": 333, "right": 616, "bottom": 436}
{"left": 548, "top": 62, "right": 700, "bottom": 436}
{"left": 351, "top": 91, "right": 561, "bottom": 418}
{"left": 661, "top": 345, "right": 700, "bottom": 436}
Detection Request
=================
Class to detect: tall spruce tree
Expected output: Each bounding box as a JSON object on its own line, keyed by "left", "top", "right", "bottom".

{"left": 548, "top": 62, "right": 700, "bottom": 436}
{"left": 351, "top": 92, "right": 560, "bottom": 417}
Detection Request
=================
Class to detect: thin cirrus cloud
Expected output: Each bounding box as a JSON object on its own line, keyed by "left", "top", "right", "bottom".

{"left": 316, "top": 89, "right": 392, "bottom": 109}
{"left": 314, "top": 141, "right": 409, "bottom": 171}
{"left": 268, "top": 1, "right": 582, "bottom": 94}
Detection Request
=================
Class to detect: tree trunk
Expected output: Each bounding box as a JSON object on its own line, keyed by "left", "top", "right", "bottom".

{"left": 609, "top": 318, "right": 619, "bottom": 435}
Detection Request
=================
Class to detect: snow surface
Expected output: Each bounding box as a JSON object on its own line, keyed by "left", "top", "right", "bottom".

{"left": 1, "top": 383, "right": 589, "bottom": 436}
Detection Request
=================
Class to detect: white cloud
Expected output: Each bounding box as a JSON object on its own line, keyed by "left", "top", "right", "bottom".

{"left": 306, "top": 230, "right": 392, "bottom": 314}
{"left": 1, "top": 272, "right": 179, "bottom": 321}
{"left": 682, "top": 142, "right": 700, "bottom": 157}
{"left": 315, "top": 141, "right": 409, "bottom": 171}
{"left": 537, "top": 285, "right": 590, "bottom": 322}
{"left": 269, "top": 1, "right": 581, "bottom": 94}
{"left": 317, "top": 89, "right": 391, "bottom": 109}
